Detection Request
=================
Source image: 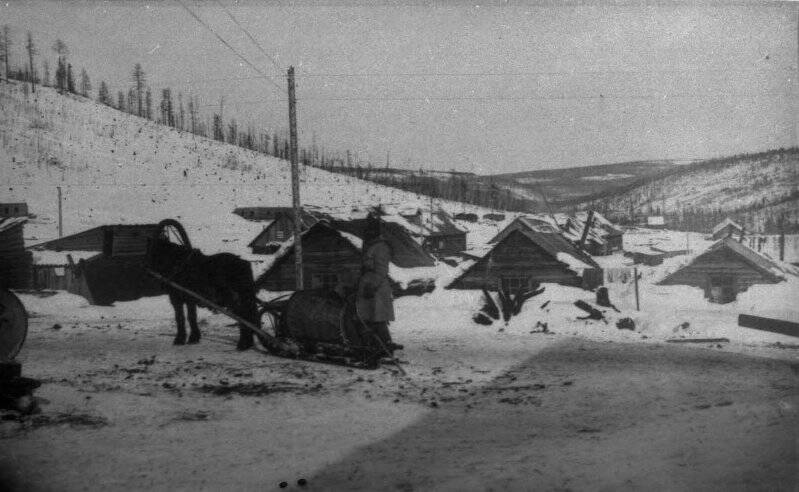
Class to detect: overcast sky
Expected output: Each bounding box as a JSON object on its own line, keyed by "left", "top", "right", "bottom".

{"left": 2, "top": 1, "right": 797, "bottom": 174}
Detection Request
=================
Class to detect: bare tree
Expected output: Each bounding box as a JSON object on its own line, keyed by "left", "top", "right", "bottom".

{"left": 25, "top": 31, "right": 37, "bottom": 92}
{"left": 0, "top": 26, "right": 12, "bottom": 80}
{"left": 52, "top": 39, "right": 69, "bottom": 93}
{"left": 145, "top": 88, "right": 152, "bottom": 120}
{"left": 42, "top": 60, "right": 50, "bottom": 86}
{"left": 97, "top": 81, "right": 110, "bottom": 105}
{"left": 79, "top": 68, "right": 91, "bottom": 97}
{"left": 132, "top": 63, "right": 145, "bottom": 117}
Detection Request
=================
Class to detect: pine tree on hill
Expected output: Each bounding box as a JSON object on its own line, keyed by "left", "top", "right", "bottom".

{"left": 79, "top": 68, "right": 91, "bottom": 98}
{"left": 132, "top": 63, "right": 145, "bottom": 117}
{"left": 212, "top": 114, "right": 224, "bottom": 141}
{"left": 66, "top": 63, "right": 75, "bottom": 93}
{"left": 97, "top": 81, "right": 110, "bottom": 105}
{"left": 0, "top": 25, "right": 11, "bottom": 80}
{"left": 52, "top": 39, "right": 68, "bottom": 93}
{"left": 42, "top": 60, "right": 50, "bottom": 86}
{"left": 117, "top": 91, "right": 125, "bottom": 111}
{"left": 54, "top": 58, "right": 66, "bottom": 93}
{"left": 145, "top": 88, "right": 152, "bottom": 120}
{"left": 25, "top": 31, "right": 37, "bottom": 92}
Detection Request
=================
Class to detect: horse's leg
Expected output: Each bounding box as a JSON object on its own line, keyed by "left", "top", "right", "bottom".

{"left": 171, "top": 293, "right": 187, "bottom": 345}
{"left": 186, "top": 302, "right": 200, "bottom": 344}
{"left": 235, "top": 293, "right": 255, "bottom": 351}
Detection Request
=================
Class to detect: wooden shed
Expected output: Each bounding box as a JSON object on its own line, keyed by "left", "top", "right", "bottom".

{"left": 256, "top": 221, "right": 435, "bottom": 295}
{"left": 28, "top": 224, "right": 163, "bottom": 305}
{"left": 449, "top": 217, "right": 603, "bottom": 291}
{"left": 711, "top": 218, "right": 744, "bottom": 241}
{"left": 0, "top": 203, "right": 29, "bottom": 218}
{"left": 241, "top": 208, "right": 319, "bottom": 254}
{"left": 0, "top": 217, "right": 32, "bottom": 289}
{"left": 552, "top": 211, "right": 623, "bottom": 256}
{"left": 657, "top": 237, "right": 791, "bottom": 304}
{"left": 388, "top": 209, "right": 468, "bottom": 257}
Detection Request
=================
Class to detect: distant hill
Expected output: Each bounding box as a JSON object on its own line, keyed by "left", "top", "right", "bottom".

{"left": 573, "top": 148, "right": 799, "bottom": 233}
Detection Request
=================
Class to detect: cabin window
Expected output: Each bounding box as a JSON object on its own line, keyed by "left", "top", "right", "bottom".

{"left": 275, "top": 229, "right": 286, "bottom": 241}
{"left": 311, "top": 273, "right": 338, "bottom": 290}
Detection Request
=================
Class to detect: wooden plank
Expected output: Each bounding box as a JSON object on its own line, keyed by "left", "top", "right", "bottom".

{"left": 738, "top": 314, "right": 799, "bottom": 338}
{"left": 667, "top": 338, "right": 730, "bottom": 344}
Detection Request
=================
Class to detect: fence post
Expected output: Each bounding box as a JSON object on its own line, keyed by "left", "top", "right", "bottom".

{"left": 634, "top": 267, "right": 640, "bottom": 311}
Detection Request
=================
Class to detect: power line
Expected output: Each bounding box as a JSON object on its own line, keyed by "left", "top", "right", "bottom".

{"left": 175, "top": 0, "right": 283, "bottom": 93}
{"left": 199, "top": 92, "right": 788, "bottom": 106}
{"left": 213, "top": 0, "right": 283, "bottom": 74}
{"left": 158, "top": 66, "right": 795, "bottom": 85}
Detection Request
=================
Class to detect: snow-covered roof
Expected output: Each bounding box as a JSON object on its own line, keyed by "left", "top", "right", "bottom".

{"left": 0, "top": 217, "right": 27, "bottom": 233}
{"left": 712, "top": 217, "right": 743, "bottom": 235}
{"left": 659, "top": 237, "right": 796, "bottom": 284}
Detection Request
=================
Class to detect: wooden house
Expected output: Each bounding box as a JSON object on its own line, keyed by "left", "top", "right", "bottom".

{"left": 553, "top": 211, "right": 623, "bottom": 256}
{"left": 0, "top": 203, "right": 29, "bottom": 218}
{"left": 389, "top": 209, "right": 468, "bottom": 257}
{"left": 449, "top": 216, "right": 603, "bottom": 291}
{"left": 711, "top": 218, "right": 744, "bottom": 241}
{"left": 239, "top": 207, "right": 320, "bottom": 254}
{"left": 0, "top": 217, "right": 32, "bottom": 289}
{"left": 28, "top": 224, "right": 162, "bottom": 305}
{"left": 256, "top": 221, "right": 435, "bottom": 295}
{"left": 657, "top": 237, "right": 792, "bottom": 303}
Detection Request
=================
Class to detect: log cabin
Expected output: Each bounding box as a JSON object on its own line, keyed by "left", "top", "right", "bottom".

{"left": 448, "top": 216, "right": 603, "bottom": 290}
{"left": 657, "top": 237, "right": 794, "bottom": 303}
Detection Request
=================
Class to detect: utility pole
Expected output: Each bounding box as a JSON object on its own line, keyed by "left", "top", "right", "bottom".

{"left": 288, "top": 66, "right": 303, "bottom": 290}
{"left": 219, "top": 95, "right": 224, "bottom": 124}
{"left": 57, "top": 186, "right": 63, "bottom": 238}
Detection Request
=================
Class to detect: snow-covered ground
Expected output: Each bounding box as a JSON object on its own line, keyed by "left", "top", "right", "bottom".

{"left": 2, "top": 287, "right": 797, "bottom": 491}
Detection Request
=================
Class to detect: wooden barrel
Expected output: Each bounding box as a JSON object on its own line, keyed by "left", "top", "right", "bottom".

{"left": 283, "top": 290, "right": 370, "bottom": 348}
{"left": 0, "top": 289, "right": 28, "bottom": 360}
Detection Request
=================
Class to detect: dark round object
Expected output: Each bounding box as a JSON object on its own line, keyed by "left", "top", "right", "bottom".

{"left": 0, "top": 289, "right": 28, "bottom": 360}
{"left": 279, "top": 481, "right": 288, "bottom": 488}
{"left": 297, "top": 478, "right": 307, "bottom": 486}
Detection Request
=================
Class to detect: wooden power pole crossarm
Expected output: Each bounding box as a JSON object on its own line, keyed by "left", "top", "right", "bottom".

{"left": 288, "top": 66, "right": 303, "bottom": 290}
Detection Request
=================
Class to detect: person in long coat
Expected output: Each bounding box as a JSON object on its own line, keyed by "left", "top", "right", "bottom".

{"left": 356, "top": 215, "right": 397, "bottom": 352}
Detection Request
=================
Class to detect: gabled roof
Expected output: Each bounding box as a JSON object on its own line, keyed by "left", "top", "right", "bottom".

{"left": 329, "top": 218, "right": 435, "bottom": 267}
{"left": 660, "top": 237, "right": 795, "bottom": 284}
{"left": 28, "top": 224, "right": 159, "bottom": 251}
{"left": 425, "top": 210, "right": 468, "bottom": 237}
{"left": 712, "top": 217, "right": 743, "bottom": 235}
{"left": 481, "top": 216, "right": 599, "bottom": 269}
{"left": 488, "top": 215, "right": 557, "bottom": 244}
{"left": 0, "top": 217, "right": 27, "bottom": 234}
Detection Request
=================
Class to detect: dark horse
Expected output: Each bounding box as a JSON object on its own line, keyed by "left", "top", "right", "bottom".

{"left": 146, "top": 234, "right": 261, "bottom": 351}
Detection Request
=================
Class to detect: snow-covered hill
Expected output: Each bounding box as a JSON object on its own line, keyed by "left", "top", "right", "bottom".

{"left": 0, "top": 81, "right": 504, "bottom": 259}
{"left": 581, "top": 148, "right": 799, "bottom": 230}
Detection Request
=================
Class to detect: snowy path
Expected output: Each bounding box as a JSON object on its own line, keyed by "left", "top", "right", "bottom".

{"left": 1, "top": 292, "right": 797, "bottom": 491}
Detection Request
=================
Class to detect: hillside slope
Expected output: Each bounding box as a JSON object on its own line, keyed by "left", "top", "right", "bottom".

{"left": 578, "top": 149, "right": 799, "bottom": 231}
{"left": 0, "top": 81, "right": 500, "bottom": 258}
